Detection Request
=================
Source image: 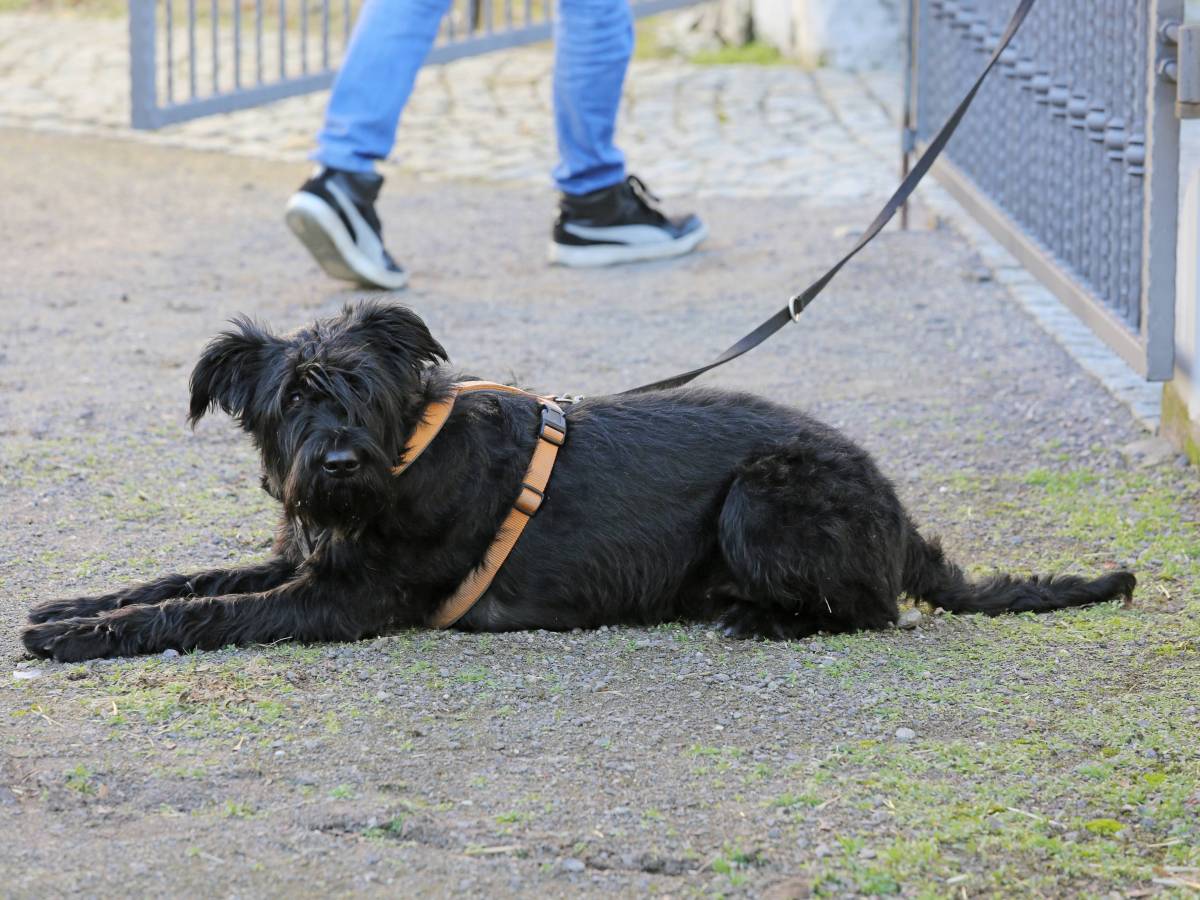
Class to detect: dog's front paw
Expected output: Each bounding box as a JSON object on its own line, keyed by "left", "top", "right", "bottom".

{"left": 27, "top": 596, "right": 111, "bottom": 625}
{"left": 22, "top": 617, "right": 124, "bottom": 662}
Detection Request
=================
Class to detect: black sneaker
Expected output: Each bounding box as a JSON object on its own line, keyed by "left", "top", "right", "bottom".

{"left": 285, "top": 167, "right": 408, "bottom": 290}
{"left": 549, "top": 175, "right": 707, "bottom": 268}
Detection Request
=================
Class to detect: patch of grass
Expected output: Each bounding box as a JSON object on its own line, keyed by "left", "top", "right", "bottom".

{"left": 362, "top": 817, "right": 405, "bottom": 841}
{"left": 90, "top": 659, "right": 297, "bottom": 737}
{"left": 711, "top": 845, "right": 763, "bottom": 887}
{"left": 770, "top": 791, "right": 821, "bottom": 810}
{"left": 65, "top": 764, "right": 96, "bottom": 795}
{"left": 328, "top": 784, "right": 355, "bottom": 800}
{"left": 222, "top": 800, "right": 255, "bottom": 818}
{"left": 495, "top": 810, "right": 530, "bottom": 825}
{"left": 692, "top": 41, "right": 785, "bottom": 66}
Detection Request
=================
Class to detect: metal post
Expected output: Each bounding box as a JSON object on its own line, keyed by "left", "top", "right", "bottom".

{"left": 129, "top": 0, "right": 159, "bottom": 129}
{"left": 1142, "top": 0, "right": 1183, "bottom": 379}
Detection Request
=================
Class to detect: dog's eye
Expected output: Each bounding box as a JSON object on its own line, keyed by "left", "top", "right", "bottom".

{"left": 287, "top": 391, "right": 303, "bottom": 408}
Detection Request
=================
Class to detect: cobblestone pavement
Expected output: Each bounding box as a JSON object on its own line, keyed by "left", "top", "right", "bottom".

{"left": 0, "top": 10, "right": 904, "bottom": 202}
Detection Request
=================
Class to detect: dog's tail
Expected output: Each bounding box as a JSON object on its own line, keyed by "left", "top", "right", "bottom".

{"left": 901, "top": 528, "right": 1135, "bottom": 616}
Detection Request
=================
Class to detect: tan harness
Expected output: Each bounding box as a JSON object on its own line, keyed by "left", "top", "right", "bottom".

{"left": 391, "top": 381, "right": 567, "bottom": 629}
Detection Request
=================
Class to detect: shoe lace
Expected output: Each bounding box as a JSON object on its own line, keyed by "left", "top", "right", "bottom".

{"left": 626, "top": 174, "right": 664, "bottom": 214}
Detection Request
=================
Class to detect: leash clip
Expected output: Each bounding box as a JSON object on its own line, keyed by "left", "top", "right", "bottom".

{"left": 788, "top": 293, "right": 806, "bottom": 322}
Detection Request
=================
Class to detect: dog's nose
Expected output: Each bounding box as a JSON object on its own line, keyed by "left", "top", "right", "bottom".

{"left": 322, "top": 448, "right": 360, "bottom": 477}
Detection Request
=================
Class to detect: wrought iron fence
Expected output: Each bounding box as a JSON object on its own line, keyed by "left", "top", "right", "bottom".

{"left": 906, "top": 0, "right": 1182, "bottom": 379}
{"left": 129, "top": 0, "right": 697, "bottom": 130}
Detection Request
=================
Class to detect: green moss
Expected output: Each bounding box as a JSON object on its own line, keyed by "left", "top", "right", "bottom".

{"left": 1162, "top": 381, "right": 1200, "bottom": 467}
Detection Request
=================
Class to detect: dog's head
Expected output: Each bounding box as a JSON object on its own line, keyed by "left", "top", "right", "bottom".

{"left": 188, "top": 301, "right": 447, "bottom": 526}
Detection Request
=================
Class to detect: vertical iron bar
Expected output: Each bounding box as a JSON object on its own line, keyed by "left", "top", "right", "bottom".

{"left": 129, "top": 0, "right": 159, "bottom": 128}
{"left": 280, "top": 0, "right": 287, "bottom": 79}
{"left": 523, "top": 0, "right": 529, "bottom": 26}
{"left": 301, "top": 0, "right": 308, "bottom": 74}
{"left": 211, "top": 0, "right": 219, "bottom": 94}
{"left": 187, "top": 0, "right": 197, "bottom": 98}
{"left": 343, "top": 0, "right": 350, "bottom": 46}
{"left": 234, "top": 0, "right": 242, "bottom": 88}
{"left": 321, "top": 0, "right": 329, "bottom": 68}
{"left": 255, "top": 0, "right": 263, "bottom": 83}
{"left": 166, "top": 0, "right": 175, "bottom": 103}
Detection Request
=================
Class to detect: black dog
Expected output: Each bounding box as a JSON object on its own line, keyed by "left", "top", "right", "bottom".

{"left": 24, "top": 302, "right": 1134, "bottom": 661}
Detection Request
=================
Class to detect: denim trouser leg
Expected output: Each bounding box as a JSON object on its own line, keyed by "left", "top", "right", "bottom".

{"left": 552, "top": 0, "right": 633, "bottom": 196}
{"left": 314, "top": 0, "right": 452, "bottom": 174}
{"left": 314, "top": 0, "right": 632, "bottom": 192}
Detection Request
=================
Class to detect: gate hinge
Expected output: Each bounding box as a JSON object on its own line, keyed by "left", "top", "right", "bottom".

{"left": 1159, "top": 20, "right": 1200, "bottom": 119}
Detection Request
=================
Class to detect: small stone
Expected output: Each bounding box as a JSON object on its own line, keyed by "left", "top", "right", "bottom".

{"left": 1119, "top": 437, "right": 1178, "bottom": 469}
{"left": 161, "top": 648, "right": 180, "bottom": 659}
{"left": 12, "top": 670, "right": 43, "bottom": 681}
{"left": 897, "top": 609, "right": 923, "bottom": 630}
{"left": 895, "top": 727, "right": 917, "bottom": 742}
{"left": 561, "top": 858, "right": 586, "bottom": 873}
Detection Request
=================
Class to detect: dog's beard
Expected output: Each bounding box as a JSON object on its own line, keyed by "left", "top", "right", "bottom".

{"left": 279, "top": 440, "right": 390, "bottom": 528}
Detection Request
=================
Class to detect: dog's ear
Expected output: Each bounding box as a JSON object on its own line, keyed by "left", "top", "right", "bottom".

{"left": 346, "top": 301, "right": 447, "bottom": 376}
{"left": 188, "top": 316, "right": 281, "bottom": 426}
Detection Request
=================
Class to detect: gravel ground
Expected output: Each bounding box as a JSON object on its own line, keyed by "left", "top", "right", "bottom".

{"left": 1, "top": 128, "right": 1198, "bottom": 897}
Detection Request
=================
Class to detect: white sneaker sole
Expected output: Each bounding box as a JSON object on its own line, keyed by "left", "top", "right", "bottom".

{"left": 547, "top": 222, "right": 708, "bottom": 268}
{"left": 284, "top": 192, "right": 409, "bottom": 291}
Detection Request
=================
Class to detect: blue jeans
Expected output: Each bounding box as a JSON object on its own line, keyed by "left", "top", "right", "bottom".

{"left": 314, "top": 0, "right": 633, "bottom": 195}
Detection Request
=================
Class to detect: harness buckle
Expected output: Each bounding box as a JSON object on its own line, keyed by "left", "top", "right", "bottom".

{"left": 539, "top": 404, "right": 567, "bottom": 446}
{"left": 515, "top": 483, "right": 545, "bottom": 516}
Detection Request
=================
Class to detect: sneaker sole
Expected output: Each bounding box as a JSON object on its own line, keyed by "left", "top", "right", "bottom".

{"left": 284, "top": 192, "right": 409, "bottom": 291}
{"left": 547, "top": 223, "right": 708, "bottom": 268}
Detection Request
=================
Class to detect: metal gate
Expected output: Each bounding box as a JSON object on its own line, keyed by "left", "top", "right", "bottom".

{"left": 906, "top": 0, "right": 1183, "bottom": 380}
{"left": 129, "top": 0, "right": 697, "bottom": 130}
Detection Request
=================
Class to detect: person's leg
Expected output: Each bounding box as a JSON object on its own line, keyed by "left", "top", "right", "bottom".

{"left": 288, "top": 0, "right": 451, "bottom": 289}
{"left": 315, "top": 0, "right": 453, "bottom": 173}
{"left": 548, "top": 0, "right": 706, "bottom": 268}
{"left": 551, "top": 0, "right": 633, "bottom": 195}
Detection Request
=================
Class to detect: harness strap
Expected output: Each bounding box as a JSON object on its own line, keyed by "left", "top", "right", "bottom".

{"left": 391, "top": 380, "right": 566, "bottom": 629}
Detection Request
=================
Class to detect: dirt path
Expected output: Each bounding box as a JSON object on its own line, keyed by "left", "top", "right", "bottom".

{"left": 1, "top": 128, "right": 1197, "bottom": 897}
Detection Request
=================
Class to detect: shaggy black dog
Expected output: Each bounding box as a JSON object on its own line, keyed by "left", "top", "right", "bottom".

{"left": 24, "top": 302, "right": 1134, "bottom": 661}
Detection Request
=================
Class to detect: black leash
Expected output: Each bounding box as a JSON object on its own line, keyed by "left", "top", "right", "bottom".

{"left": 622, "top": 0, "right": 1036, "bottom": 395}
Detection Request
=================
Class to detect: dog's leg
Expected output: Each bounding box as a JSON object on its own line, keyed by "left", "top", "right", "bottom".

{"left": 712, "top": 442, "right": 905, "bottom": 638}
{"left": 22, "top": 575, "right": 380, "bottom": 662}
{"left": 26, "top": 558, "right": 297, "bottom": 625}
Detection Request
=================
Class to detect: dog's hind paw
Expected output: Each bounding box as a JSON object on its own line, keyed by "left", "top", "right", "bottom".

{"left": 716, "top": 602, "right": 814, "bottom": 641}
{"left": 22, "top": 617, "right": 122, "bottom": 662}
